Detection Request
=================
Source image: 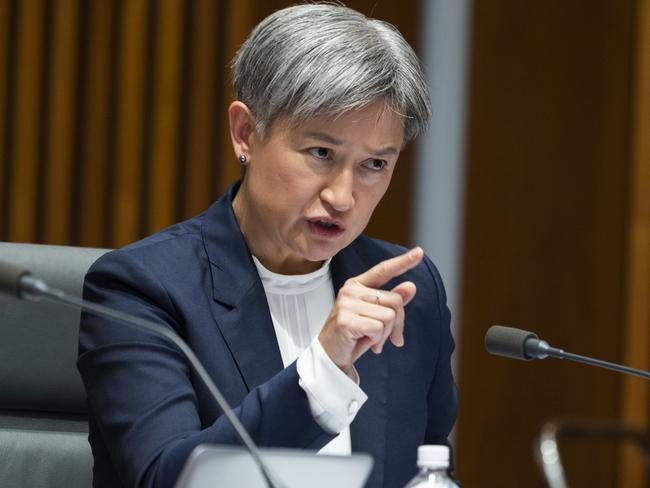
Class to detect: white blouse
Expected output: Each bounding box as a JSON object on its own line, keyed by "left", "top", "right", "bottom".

{"left": 252, "top": 256, "right": 367, "bottom": 455}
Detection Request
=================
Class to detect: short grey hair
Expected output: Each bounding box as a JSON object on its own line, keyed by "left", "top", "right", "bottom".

{"left": 231, "top": 3, "right": 431, "bottom": 143}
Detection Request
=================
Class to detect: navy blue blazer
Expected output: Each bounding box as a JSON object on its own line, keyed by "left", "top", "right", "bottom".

{"left": 78, "top": 182, "right": 457, "bottom": 488}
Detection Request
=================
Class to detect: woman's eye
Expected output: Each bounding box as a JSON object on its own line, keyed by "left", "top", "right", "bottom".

{"left": 363, "top": 159, "right": 387, "bottom": 171}
{"left": 308, "top": 147, "right": 331, "bottom": 159}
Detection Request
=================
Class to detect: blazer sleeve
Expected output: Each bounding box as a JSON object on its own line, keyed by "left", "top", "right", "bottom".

{"left": 77, "top": 250, "right": 333, "bottom": 488}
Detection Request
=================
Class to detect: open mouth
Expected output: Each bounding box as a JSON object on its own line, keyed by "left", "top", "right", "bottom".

{"left": 307, "top": 218, "right": 345, "bottom": 237}
{"left": 315, "top": 220, "right": 338, "bottom": 229}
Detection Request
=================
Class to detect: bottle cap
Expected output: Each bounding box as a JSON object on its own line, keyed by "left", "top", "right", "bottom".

{"left": 417, "top": 445, "right": 450, "bottom": 469}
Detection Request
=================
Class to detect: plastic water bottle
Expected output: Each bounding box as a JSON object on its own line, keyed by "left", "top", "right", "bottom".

{"left": 403, "top": 445, "right": 457, "bottom": 487}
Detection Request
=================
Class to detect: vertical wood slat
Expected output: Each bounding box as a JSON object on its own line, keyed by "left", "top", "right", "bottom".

{"left": 0, "top": 0, "right": 10, "bottom": 238}
{"left": 9, "top": 0, "right": 46, "bottom": 243}
{"left": 77, "top": 0, "right": 114, "bottom": 247}
{"left": 218, "top": 0, "right": 255, "bottom": 193}
{"left": 43, "top": 0, "right": 79, "bottom": 244}
{"left": 620, "top": 0, "right": 650, "bottom": 485}
{"left": 183, "top": 0, "right": 220, "bottom": 218}
{"left": 111, "top": 0, "right": 150, "bottom": 247}
{"left": 147, "top": 0, "right": 183, "bottom": 234}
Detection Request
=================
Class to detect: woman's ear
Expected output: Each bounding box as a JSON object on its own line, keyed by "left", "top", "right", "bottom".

{"left": 228, "top": 101, "right": 256, "bottom": 159}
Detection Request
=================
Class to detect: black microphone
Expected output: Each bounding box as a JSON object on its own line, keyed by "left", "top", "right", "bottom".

{"left": 0, "top": 262, "right": 286, "bottom": 488}
{"left": 485, "top": 325, "right": 650, "bottom": 381}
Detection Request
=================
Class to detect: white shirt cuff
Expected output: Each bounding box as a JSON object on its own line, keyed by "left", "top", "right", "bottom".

{"left": 297, "top": 336, "right": 368, "bottom": 434}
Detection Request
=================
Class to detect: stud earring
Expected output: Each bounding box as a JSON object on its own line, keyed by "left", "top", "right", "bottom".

{"left": 238, "top": 154, "right": 247, "bottom": 165}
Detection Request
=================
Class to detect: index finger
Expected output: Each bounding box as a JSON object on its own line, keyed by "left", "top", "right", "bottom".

{"left": 354, "top": 247, "right": 424, "bottom": 289}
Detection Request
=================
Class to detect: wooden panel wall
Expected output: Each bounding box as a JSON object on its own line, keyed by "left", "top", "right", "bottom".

{"left": 0, "top": 0, "right": 419, "bottom": 249}
{"left": 620, "top": 0, "right": 650, "bottom": 485}
{"left": 456, "top": 0, "right": 649, "bottom": 486}
{"left": 1, "top": 0, "right": 226, "bottom": 248}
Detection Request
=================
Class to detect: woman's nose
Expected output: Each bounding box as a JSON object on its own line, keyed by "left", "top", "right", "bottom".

{"left": 320, "top": 169, "right": 355, "bottom": 213}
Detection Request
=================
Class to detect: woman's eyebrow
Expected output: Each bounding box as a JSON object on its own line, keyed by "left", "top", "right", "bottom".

{"left": 303, "top": 131, "right": 399, "bottom": 157}
{"left": 303, "top": 131, "right": 342, "bottom": 146}
{"left": 373, "top": 146, "right": 399, "bottom": 157}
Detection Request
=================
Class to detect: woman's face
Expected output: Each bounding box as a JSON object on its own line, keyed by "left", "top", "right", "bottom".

{"left": 233, "top": 100, "right": 404, "bottom": 274}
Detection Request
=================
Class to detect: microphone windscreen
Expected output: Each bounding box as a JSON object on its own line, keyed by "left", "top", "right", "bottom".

{"left": 0, "top": 261, "right": 29, "bottom": 298}
{"left": 485, "top": 325, "right": 538, "bottom": 361}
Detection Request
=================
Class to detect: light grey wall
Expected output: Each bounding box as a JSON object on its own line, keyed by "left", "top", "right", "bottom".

{"left": 413, "top": 0, "right": 472, "bottom": 343}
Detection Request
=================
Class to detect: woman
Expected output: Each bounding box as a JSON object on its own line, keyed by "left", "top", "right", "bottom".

{"left": 78, "top": 4, "right": 458, "bottom": 488}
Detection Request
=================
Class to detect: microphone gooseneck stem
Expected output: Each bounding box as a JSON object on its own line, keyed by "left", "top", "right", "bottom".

{"left": 523, "top": 331, "right": 650, "bottom": 380}
{"left": 22, "top": 276, "right": 285, "bottom": 488}
{"left": 552, "top": 350, "right": 650, "bottom": 381}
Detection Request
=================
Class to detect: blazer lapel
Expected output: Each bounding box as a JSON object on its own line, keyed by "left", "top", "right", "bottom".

{"left": 332, "top": 244, "right": 389, "bottom": 488}
{"left": 201, "top": 183, "right": 284, "bottom": 392}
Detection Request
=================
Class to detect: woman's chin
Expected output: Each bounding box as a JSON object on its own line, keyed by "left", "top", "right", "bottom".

{"left": 296, "top": 230, "right": 357, "bottom": 263}
{"left": 302, "top": 242, "right": 347, "bottom": 263}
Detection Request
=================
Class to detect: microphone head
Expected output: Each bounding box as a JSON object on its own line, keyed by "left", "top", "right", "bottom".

{"left": 0, "top": 261, "right": 30, "bottom": 298}
{"left": 485, "top": 325, "right": 539, "bottom": 361}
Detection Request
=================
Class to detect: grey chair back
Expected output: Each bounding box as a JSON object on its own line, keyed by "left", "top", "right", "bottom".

{"left": 0, "top": 242, "right": 109, "bottom": 488}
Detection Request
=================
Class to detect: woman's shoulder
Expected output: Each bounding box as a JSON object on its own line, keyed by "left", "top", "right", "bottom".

{"left": 94, "top": 214, "right": 204, "bottom": 267}
{"left": 85, "top": 214, "right": 210, "bottom": 308}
